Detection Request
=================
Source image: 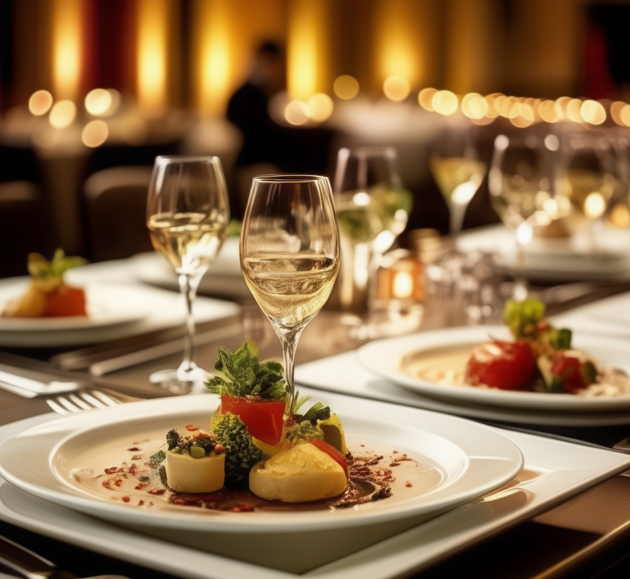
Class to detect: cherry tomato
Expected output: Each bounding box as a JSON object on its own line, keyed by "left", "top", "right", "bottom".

{"left": 220, "top": 395, "right": 286, "bottom": 445}
{"left": 465, "top": 340, "right": 535, "bottom": 390}
{"left": 310, "top": 438, "right": 349, "bottom": 478}
{"left": 45, "top": 285, "right": 87, "bottom": 317}
{"left": 550, "top": 352, "right": 589, "bottom": 393}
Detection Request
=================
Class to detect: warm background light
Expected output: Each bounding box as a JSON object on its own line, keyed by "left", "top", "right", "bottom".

{"left": 82, "top": 120, "right": 109, "bottom": 147}
{"left": 287, "top": 0, "right": 330, "bottom": 101}
{"left": 307, "top": 93, "right": 334, "bottom": 122}
{"left": 48, "top": 100, "right": 76, "bottom": 128}
{"left": 85, "top": 89, "right": 112, "bottom": 116}
{"left": 580, "top": 100, "right": 606, "bottom": 125}
{"left": 383, "top": 76, "right": 410, "bottom": 101}
{"left": 52, "top": 0, "right": 83, "bottom": 100}
{"left": 28, "top": 90, "right": 53, "bottom": 116}
{"left": 418, "top": 87, "right": 437, "bottom": 111}
{"left": 285, "top": 100, "right": 310, "bottom": 125}
{"left": 461, "top": 93, "right": 488, "bottom": 119}
{"left": 432, "top": 90, "right": 458, "bottom": 116}
{"left": 137, "top": 0, "right": 169, "bottom": 114}
{"left": 333, "top": 75, "right": 359, "bottom": 100}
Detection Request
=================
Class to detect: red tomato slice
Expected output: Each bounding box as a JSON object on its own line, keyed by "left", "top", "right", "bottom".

{"left": 220, "top": 395, "right": 286, "bottom": 445}
{"left": 550, "top": 352, "right": 588, "bottom": 393}
{"left": 310, "top": 439, "right": 349, "bottom": 479}
{"left": 45, "top": 286, "right": 87, "bottom": 317}
{"left": 465, "top": 340, "right": 535, "bottom": 390}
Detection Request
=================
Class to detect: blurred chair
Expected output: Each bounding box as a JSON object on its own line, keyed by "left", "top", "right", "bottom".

{"left": 0, "top": 181, "right": 54, "bottom": 278}
{"left": 83, "top": 166, "right": 154, "bottom": 262}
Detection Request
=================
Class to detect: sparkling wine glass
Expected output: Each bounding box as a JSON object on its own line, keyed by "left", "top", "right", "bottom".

{"left": 240, "top": 175, "right": 340, "bottom": 415}
{"left": 489, "top": 132, "right": 562, "bottom": 300}
{"left": 429, "top": 128, "right": 487, "bottom": 235}
{"left": 333, "top": 146, "right": 412, "bottom": 314}
{"left": 146, "top": 156, "right": 230, "bottom": 393}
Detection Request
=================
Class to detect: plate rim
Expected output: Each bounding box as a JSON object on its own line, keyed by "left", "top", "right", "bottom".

{"left": 0, "top": 393, "right": 523, "bottom": 533}
{"left": 356, "top": 326, "right": 630, "bottom": 412}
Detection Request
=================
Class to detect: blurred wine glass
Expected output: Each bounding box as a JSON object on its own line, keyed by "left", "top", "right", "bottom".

{"left": 430, "top": 129, "right": 487, "bottom": 235}
{"left": 489, "top": 132, "right": 563, "bottom": 300}
{"left": 240, "top": 175, "right": 340, "bottom": 415}
{"left": 560, "top": 130, "right": 624, "bottom": 252}
{"left": 146, "top": 156, "right": 230, "bottom": 393}
{"left": 333, "top": 146, "right": 413, "bottom": 314}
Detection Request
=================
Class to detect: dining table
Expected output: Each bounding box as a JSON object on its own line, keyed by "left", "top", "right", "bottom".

{"left": 2, "top": 240, "right": 630, "bottom": 579}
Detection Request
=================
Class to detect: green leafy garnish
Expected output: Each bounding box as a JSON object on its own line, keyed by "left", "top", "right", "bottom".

{"left": 549, "top": 327, "right": 572, "bottom": 350}
{"left": 205, "top": 341, "right": 287, "bottom": 401}
{"left": 503, "top": 298, "right": 546, "bottom": 340}
{"left": 28, "top": 248, "right": 87, "bottom": 279}
{"left": 149, "top": 450, "right": 166, "bottom": 469}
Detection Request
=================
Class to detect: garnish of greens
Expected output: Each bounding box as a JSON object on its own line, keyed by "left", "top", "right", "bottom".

{"left": 28, "top": 248, "right": 87, "bottom": 292}
{"left": 205, "top": 341, "right": 287, "bottom": 401}
{"left": 504, "top": 298, "right": 572, "bottom": 351}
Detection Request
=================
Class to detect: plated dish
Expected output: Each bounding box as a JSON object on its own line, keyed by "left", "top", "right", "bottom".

{"left": 357, "top": 326, "right": 630, "bottom": 412}
{"left": 0, "top": 392, "right": 523, "bottom": 534}
{"left": 0, "top": 281, "right": 150, "bottom": 330}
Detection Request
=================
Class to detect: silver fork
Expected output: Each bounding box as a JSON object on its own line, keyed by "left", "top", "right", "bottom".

{"left": 46, "top": 389, "right": 139, "bottom": 414}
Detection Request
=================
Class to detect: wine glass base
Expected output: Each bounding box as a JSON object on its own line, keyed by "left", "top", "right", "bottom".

{"left": 342, "top": 303, "right": 424, "bottom": 341}
{"left": 149, "top": 366, "right": 209, "bottom": 395}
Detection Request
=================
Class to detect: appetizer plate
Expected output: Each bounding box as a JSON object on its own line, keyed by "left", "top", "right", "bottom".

{"left": 0, "top": 392, "right": 522, "bottom": 535}
{"left": 357, "top": 326, "right": 630, "bottom": 412}
{"left": 0, "top": 280, "right": 151, "bottom": 330}
{"left": 456, "top": 224, "right": 630, "bottom": 281}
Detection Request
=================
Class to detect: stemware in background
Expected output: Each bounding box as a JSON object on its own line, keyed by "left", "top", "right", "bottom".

{"left": 489, "top": 132, "right": 563, "bottom": 300}
{"left": 146, "top": 156, "right": 230, "bottom": 393}
{"left": 560, "top": 130, "right": 623, "bottom": 253}
{"left": 430, "top": 129, "right": 487, "bottom": 236}
{"left": 240, "top": 175, "right": 340, "bottom": 415}
{"left": 333, "top": 146, "right": 413, "bottom": 315}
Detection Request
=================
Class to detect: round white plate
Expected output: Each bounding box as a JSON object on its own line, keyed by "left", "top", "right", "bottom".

{"left": 0, "top": 281, "right": 151, "bottom": 331}
{"left": 357, "top": 326, "right": 630, "bottom": 412}
{"left": 0, "top": 394, "right": 522, "bottom": 533}
{"left": 457, "top": 224, "right": 630, "bottom": 281}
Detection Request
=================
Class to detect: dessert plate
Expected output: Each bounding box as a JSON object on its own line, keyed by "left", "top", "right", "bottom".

{"left": 357, "top": 326, "right": 630, "bottom": 412}
{"left": 0, "top": 391, "right": 522, "bottom": 534}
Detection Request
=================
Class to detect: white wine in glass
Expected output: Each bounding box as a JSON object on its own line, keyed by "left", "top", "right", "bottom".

{"left": 240, "top": 175, "right": 340, "bottom": 415}
{"left": 146, "top": 156, "right": 230, "bottom": 393}
{"left": 430, "top": 131, "right": 487, "bottom": 235}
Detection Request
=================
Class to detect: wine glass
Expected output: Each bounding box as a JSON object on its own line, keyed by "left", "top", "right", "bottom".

{"left": 146, "top": 156, "right": 230, "bottom": 393}
{"left": 333, "top": 146, "right": 412, "bottom": 314}
{"left": 560, "top": 130, "right": 623, "bottom": 253}
{"left": 430, "top": 128, "right": 487, "bottom": 235}
{"left": 240, "top": 174, "right": 340, "bottom": 415}
{"left": 489, "top": 132, "right": 561, "bottom": 300}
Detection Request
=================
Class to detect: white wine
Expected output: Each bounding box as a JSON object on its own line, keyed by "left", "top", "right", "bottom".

{"left": 430, "top": 157, "right": 487, "bottom": 207}
{"left": 563, "top": 169, "right": 616, "bottom": 220}
{"left": 335, "top": 184, "right": 412, "bottom": 246}
{"left": 148, "top": 212, "right": 228, "bottom": 276}
{"left": 242, "top": 254, "right": 339, "bottom": 329}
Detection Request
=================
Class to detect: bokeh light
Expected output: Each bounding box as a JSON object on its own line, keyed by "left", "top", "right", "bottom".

{"left": 307, "top": 93, "right": 334, "bottom": 122}
{"left": 418, "top": 87, "right": 437, "bottom": 111}
{"left": 432, "top": 90, "right": 458, "bottom": 116}
{"left": 85, "top": 89, "right": 113, "bottom": 116}
{"left": 49, "top": 100, "right": 76, "bottom": 128}
{"left": 82, "top": 120, "right": 109, "bottom": 147}
{"left": 285, "top": 100, "right": 309, "bottom": 125}
{"left": 383, "top": 76, "right": 410, "bottom": 101}
{"left": 580, "top": 100, "right": 606, "bottom": 125}
{"left": 28, "top": 90, "right": 54, "bottom": 116}
{"left": 461, "top": 93, "right": 488, "bottom": 119}
{"left": 333, "top": 75, "right": 359, "bottom": 100}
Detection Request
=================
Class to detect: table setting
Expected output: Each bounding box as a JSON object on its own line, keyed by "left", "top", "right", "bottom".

{"left": 2, "top": 149, "right": 630, "bottom": 579}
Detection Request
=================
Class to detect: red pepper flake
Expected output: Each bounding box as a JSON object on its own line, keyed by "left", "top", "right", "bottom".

{"left": 389, "top": 462, "right": 401, "bottom": 467}
{"left": 129, "top": 464, "right": 138, "bottom": 475}
{"left": 232, "top": 503, "right": 255, "bottom": 512}
{"left": 104, "top": 467, "right": 118, "bottom": 474}
{"left": 114, "top": 479, "right": 123, "bottom": 487}
{"left": 127, "top": 447, "right": 141, "bottom": 452}
{"left": 102, "top": 480, "right": 112, "bottom": 489}
{"left": 131, "top": 455, "right": 143, "bottom": 460}
{"left": 185, "top": 424, "right": 199, "bottom": 431}
{"left": 138, "top": 500, "right": 145, "bottom": 506}
{"left": 135, "top": 483, "right": 149, "bottom": 490}
{"left": 148, "top": 488, "right": 166, "bottom": 495}
{"left": 122, "top": 496, "right": 131, "bottom": 503}
{"left": 405, "top": 481, "right": 413, "bottom": 487}
{"left": 172, "top": 497, "right": 187, "bottom": 505}
{"left": 214, "top": 444, "right": 225, "bottom": 454}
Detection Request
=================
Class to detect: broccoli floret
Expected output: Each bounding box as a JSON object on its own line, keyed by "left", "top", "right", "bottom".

{"left": 284, "top": 420, "right": 324, "bottom": 445}
{"left": 211, "top": 412, "right": 262, "bottom": 487}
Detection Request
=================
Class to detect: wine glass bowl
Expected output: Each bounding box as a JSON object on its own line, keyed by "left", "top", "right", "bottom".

{"left": 430, "top": 129, "right": 487, "bottom": 235}
{"left": 146, "top": 155, "right": 230, "bottom": 393}
{"left": 240, "top": 174, "right": 340, "bottom": 414}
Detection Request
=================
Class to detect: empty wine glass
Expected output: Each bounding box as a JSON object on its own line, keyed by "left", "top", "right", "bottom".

{"left": 489, "top": 132, "right": 561, "bottom": 300}
{"left": 240, "top": 175, "right": 340, "bottom": 415}
{"left": 146, "top": 156, "right": 230, "bottom": 393}
{"left": 333, "top": 146, "right": 412, "bottom": 314}
{"left": 430, "top": 128, "right": 487, "bottom": 235}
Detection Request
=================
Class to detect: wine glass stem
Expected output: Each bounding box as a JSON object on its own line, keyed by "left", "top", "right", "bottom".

{"left": 449, "top": 202, "right": 466, "bottom": 236}
{"left": 514, "top": 239, "right": 528, "bottom": 301}
{"left": 279, "top": 327, "right": 304, "bottom": 417}
{"left": 178, "top": 272, "right": 202, "bottom": 373}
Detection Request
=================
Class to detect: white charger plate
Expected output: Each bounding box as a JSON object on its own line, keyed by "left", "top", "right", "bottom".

{"left": 1, "top": 406, "right": 629, "bottom": 578}
{"left": 0, "top": 392, "right": 522, "bottom": 534}
{"left": 0, "top": 281, "right": 151, "bottom": 330}
{"left": 356, "top": 326, "right": 630, "bottom": 413}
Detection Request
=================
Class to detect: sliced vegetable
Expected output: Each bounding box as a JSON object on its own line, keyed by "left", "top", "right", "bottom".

{"left": 220, "top": 394, "right": 286, "bottom": 445}
{"left": 310, "top": 439, "right": 349, "bottom": 478}
{"left": 465, "top": 340, "right": 536, "bottom": 390}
